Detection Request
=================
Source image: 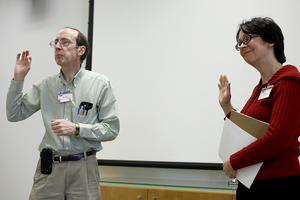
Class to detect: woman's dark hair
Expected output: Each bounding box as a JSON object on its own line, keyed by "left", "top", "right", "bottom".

{"left": 236, "top": 17, "right": 286, "bottom": 64}
{"left": 65, "top": 27, "right": 90, "bottom": 64}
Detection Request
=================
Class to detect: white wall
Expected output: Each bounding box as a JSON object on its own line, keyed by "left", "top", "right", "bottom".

{"left": 0, "top": 1, "right": 88, "bottom": 199}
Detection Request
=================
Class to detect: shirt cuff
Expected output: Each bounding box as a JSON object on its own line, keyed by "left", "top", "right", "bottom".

{"left": 77, "top": 123, "right": 97, "bottom": 140}
{"left": 9, "top": 79, "right": 24, "bottom": 92}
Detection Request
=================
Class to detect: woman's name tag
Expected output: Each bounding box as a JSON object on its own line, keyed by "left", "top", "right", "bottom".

{"left": 258, "top": 85, "right": 273, "bottom": 100}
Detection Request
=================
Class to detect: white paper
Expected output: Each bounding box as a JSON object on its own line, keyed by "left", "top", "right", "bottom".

{"left": 219, "top": 118, "right": 263, "bottom": 188}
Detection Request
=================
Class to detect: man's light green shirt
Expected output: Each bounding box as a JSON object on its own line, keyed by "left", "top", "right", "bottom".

{"left": 7, "top": 67, "right": 120, "bottom": 155}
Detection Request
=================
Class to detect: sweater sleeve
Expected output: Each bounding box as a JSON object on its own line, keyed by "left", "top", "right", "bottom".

{"left": 230, "top": 78, "right": 300, "bottom": 170}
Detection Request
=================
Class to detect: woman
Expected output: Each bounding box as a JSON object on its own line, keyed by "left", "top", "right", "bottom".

{"left": 218, "top": 17, "right": 300, "bottom": 199}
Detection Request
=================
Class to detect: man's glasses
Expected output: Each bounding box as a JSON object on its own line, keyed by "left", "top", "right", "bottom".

{"left": 49, "top": 39, "right": 77, "bottom": 48}
{"left": 235, "top": 34, "right": 260, "bottom": 51}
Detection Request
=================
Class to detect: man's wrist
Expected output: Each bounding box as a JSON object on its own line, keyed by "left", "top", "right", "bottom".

{"left": 74, "top": 123, "right": 80, "bottom": 136}
{"left": 13, "top": 74, "right": 25, "bottom": 82}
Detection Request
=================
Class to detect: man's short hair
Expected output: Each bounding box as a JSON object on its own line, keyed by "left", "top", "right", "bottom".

{"left": 65, "top": 27, "right": 90, "bottom": 64}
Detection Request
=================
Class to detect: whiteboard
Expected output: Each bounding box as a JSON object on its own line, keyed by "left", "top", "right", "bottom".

{"left": 92, "top": 0, "right": 300, "bottom": 163}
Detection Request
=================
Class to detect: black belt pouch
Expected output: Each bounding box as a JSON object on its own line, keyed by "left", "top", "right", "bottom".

{"left": 40, "top": 148, "right": 53, "bottom": 175}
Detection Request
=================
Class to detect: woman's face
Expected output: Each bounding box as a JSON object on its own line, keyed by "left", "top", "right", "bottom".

{"left": 238, "top": 30, "right": 273, "bottom": 67}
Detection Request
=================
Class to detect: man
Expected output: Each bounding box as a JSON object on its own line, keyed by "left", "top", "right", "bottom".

{"left": 6, "top": 27, "right": 120, "bottom": 200}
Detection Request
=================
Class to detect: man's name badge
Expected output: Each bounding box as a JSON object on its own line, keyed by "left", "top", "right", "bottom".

{"left": 258, "top": 85, "right": 273, "bottom": 100}
{"left": 58, "top": 91, "right": 73, "bottom": 103}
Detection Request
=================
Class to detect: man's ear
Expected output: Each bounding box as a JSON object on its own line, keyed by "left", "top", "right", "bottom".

{"left": 78, "top": 46, "right": 86, "bottom": 56}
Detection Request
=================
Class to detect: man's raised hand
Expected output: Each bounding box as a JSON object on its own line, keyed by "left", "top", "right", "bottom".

{"left": 14, "top": 50, "right": 32, "bottom": 82}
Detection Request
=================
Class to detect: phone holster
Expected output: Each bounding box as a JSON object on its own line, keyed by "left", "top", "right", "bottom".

{"left": 40, "top": 148, "right": 53, "bottom": 175}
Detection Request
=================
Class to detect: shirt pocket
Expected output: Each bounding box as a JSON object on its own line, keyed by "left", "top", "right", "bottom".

{"left": 74, "top": 100, "right": 97, "bottom": 122}
{"left": 77, "top": 101, "right": 93, "bottom": 116}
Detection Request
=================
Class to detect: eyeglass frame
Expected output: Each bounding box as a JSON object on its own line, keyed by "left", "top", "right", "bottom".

{"left": 49, "top": 39, "right": 79, "bottom": 48}
{"left": 235, "top": 34, "right": 260, "bottom": 51}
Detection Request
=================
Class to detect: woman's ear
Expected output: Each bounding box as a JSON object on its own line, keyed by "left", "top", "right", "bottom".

{"left": 268, "top": 43, "right": 275, "bottom": 48}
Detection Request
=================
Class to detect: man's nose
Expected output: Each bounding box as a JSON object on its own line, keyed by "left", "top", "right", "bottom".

{"left": 55, "top": 41, "right": 62, "bottom": 49}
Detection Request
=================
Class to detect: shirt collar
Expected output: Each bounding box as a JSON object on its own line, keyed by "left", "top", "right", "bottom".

{"left": 73, "top": 67, "right": 85, "bottom": 87}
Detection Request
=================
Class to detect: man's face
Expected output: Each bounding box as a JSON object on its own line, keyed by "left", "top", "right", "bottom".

{"left": 54, "top": 28, "right": 80, "bottom": 67}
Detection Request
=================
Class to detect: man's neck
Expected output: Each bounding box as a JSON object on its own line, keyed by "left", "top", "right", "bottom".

{"left": 61, "top": 64, "right": 81, "bottom": 83}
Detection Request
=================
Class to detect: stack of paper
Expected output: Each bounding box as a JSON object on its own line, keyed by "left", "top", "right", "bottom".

{"left": 218, "top": 111, "right": 269, "bottom": 188}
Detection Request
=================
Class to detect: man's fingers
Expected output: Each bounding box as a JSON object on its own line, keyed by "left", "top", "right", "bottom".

{"left": 16, "top": 53, "right": 21, "bottom": 61}
{"left": 51, "top": 120, "right": 59, "bottom": 129}
{"left": 16, "top": 51, "right": 31, "bottom": 62}
{"left": 21, "top": 51, "right": 26, "bottom": 60}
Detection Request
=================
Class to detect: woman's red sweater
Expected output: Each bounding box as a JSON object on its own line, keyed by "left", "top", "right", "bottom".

{"left": 230, "top": 65, "right": 300, "bottom": 180}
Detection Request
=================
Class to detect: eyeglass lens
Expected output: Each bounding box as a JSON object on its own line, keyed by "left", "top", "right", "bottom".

{"left": 49, "top": 40, "right": 72, "bottom": 48}
{"left": 235, "top": 34, "right": 260, "bottom": 51}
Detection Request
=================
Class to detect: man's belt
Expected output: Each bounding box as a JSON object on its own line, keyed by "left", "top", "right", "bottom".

{"left": 53, "top": 150, "right": 95, "bottom": 163}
